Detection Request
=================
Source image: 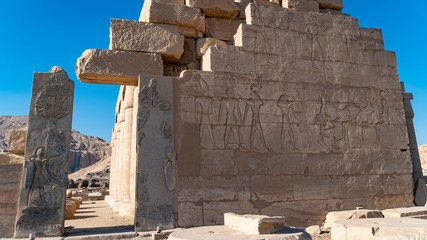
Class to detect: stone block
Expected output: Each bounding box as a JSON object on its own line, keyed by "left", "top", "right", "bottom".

{"left": 65, "top": 202, "right": 75, "bottom": 220}
{"left": 316, "top": 0, "right": 343, "bottom": 10}
{"left": 282, "top": 0, "right": 320, "bottom": 12}
{"left": 293, "top": 176, "right": 340, "bottom": 201}
{"left": 331, "top": 218, "right": 427, "bottom": 240}
{"left": 178, "top": 26, "right": 204, "bottom": 38}
{"left": 0, "top": 212, "right": 16, "bottom": 238}
{"left": 224, "top": 213, "right": 286, "bottom": 235}
{"left": 201, "top": 44, "right": 255, "bottom": 74}
{"left": 415, "top": 178, "right": 427, "bottom": 206}
{"left": 178, "top": 38, "right": 197, "bottom": 64}
{"left": 0, "top": 153, "right": 11, "bottom": 163}
{"left": 164, "top": 61, "right": 200, "bottom": 76}
{"left": 323, "top": 209, "right": 383, "bottom": 230}
{"left": 76, "top": 49, "right": 163, "bottom": 85}
{"left": 382, "top": 206, "right": 427, "bottom": 218}
{"left": 154, "top": 0, "right": 184, "bottom": 4}
{"left": 8, "top": 130, "right": 27, "bottom": 154}
{"left": 140, "top": 0, "right": 205, "bottom": 32}
{"left": 110, "top": 19, "right": 185, "bottom": 63}
{"left": 205, "top": 17, "right": 244, "bottom": 41}
{"left": 196, "top": 37, "right": 226, "bottom": 59}
{"left": 14, "top": 67, "right": 74, "bottom": 238}
{"left": 186, "top": 0, "right": 240, "bottom": 19}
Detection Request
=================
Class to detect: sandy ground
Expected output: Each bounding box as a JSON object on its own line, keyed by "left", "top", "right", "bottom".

{"left": 65, "top": 200, "right": 133, "bottom": 229}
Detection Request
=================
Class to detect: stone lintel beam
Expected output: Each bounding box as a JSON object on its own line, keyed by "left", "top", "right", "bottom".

{"left": 76, "top": 49, "right": 163, "bottom": 86}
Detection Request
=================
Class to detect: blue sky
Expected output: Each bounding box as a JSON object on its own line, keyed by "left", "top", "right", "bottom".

{"left": 0, "top": 1, "right": 426, "bottom": 144}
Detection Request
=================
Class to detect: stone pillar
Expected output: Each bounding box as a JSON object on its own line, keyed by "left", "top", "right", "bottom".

{"left": 120, "top": 86, "right": 135, "bottom": 216}
{"left": 114, "top": 101, "right": 126, "bottom": 212}
{"left": 15, "top": 67, "right": 74, "bottom": 238}
{"left": 135, "top": 75, "right": 175, "bottom": 231}
{"left": 401, "top": 82, "right": 426, "bottom": 206}
{"left": 130, "top": 87, "right": 138, "bottom": 202}
{"left": 105, "top": 127, "right": 117, "bottom": 207}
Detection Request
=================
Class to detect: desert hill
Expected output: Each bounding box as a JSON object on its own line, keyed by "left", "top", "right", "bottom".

{"left": 0, "top": 115, "right": 111, "bottom": 173}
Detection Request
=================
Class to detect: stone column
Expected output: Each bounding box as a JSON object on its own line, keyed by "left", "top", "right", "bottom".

{"left": 15, "top": 67, "right": 74, "bottom": 238}
{"left": 130, "top": 87, "right": 138, "bottom": 202}
{"left": 114, "top": 102, "right": 126, "bottom": 212}
{"left": 401, "top": 82, "right": 426, "bottom": 206}
{"left": 120, "top": 86, "right": 135, "bottom": 216}
{"left": 106, "top": 128, "right": 116, "bottom": 206}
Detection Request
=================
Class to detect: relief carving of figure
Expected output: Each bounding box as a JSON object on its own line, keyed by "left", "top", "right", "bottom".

{"left": 26, "top": 147, "right": 56, "bottom": 207}
{"left": 277, "top": 94, "right": 301, "bottom": 151}
{"left": 194, "top": 74, "right": 218, "bottom": 149}
{"left": 218, "top": 88, "right": 245, "bottom": 149}
{"left": 306, "top": 15, "right": 326, "bottom": 69}
{"left": 242, "top": 84, "right": 269, "bottom": 151}
{"left": 163, "top": 147, "right": 176, "bottom": 192}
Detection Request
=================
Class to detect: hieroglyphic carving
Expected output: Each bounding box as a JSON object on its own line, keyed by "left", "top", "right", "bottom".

{"left": 161, "top": 122, "right": 173, "bottom": 142}
{"left": 164, "top": 147, "right": 176, "bottom": 192}
{"left": 35, "top": 83, "right": 73, "bottom": 119}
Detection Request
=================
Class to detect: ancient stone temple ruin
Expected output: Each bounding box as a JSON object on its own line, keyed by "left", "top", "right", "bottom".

{"left": 3, "top": 0, "right": 423, "bottom": 238}
{"left": 74, "top": 0, "right": 425, "bottom": 230}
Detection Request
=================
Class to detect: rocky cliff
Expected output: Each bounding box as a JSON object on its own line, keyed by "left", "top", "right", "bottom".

{"left": 0, "top": 115, "right": 111, "bottom": 173}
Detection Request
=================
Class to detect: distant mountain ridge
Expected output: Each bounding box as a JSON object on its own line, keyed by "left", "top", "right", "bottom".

{"left": 0, "top": 115, "right": 111, "bottom": 173}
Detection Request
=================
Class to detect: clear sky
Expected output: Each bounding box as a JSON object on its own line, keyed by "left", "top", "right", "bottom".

{"left": 0, "top": 0, "right": 426, "bottom": 144}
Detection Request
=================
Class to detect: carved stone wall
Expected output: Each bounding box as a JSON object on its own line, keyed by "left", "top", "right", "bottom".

{"left": 14, "top": 67, "right": 74, "bottom": 238}
{"left": 173, "top": 3, "right": 414, "bottom": 228}
{"left": 135, "top": 75, "right": 175, "bottom": 231}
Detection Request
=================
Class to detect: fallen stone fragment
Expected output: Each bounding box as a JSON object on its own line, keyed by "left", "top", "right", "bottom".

{"left": 316, "top": 0, "right": 343, "bottom": 10}
{"left": 382, "top": 206, "right": 427, "bottom": 218}
{"left": 196, "top": 37, "right": 226, "bottom": 59}
{"left": 8, "top": 130, "right": 26, "bottom": 155}
{"left": 140, "top": 0, "right": 205, "bottom": 32}
{"left": 305, "top": 225, "right": 321, "bottom": 237}
{"left": 186, "top": 0, "right": 240, "bottom": 19}
{"left": 323, "top": 209, "right": 383, "bottom": 230}
{"left": 110, "top": 19, "right": 184, "bottom": 63}
{"left": 205, "top": 17, "right": 244, "bottom": 41}
{"left": 76, "top": 49, "right": 163, "bottom": 85}
{"left": 224, "top": 213, "right": 286, "bottom": 235}
{"left": 331, "top": 218, "right": 427, "bottom": 240}
{"left": 282, "top": 0, "right": 319, "bottom": 12}
{"left": 168, "top": 225, "right": 311, "bottom": 240}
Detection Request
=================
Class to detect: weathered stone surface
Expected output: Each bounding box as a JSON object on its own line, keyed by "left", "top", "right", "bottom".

{"left": 76, "top": 49, "right": 163, "bottom": 85}
{"left": 14, "top": 67, "right": 74, "bottom": 238}
{"left": 316, "top": 0, "right": 343, "bottom": 10}
{"left": 140, "top": 0, "right": 205, "bottom": 32}
{"left": 331, "top": 218, "right": 427, "bottom": 240}
{"left": 8, "top": 130, "right": 26, "bottom": 154}
{"left": 205, "top": 17, "right": 244, "bottom": 41}
{"left": 415, "top": 178, "right": 427, "bottom": 206}
{"left": 110, "top": 19, "right": 185, "bottom": 63}
{"left": 178, "top": 26, "right": 204, "bottom": 38}
{"left": 169, "top": 226, "right": 311, "bottom": 240}
{"left": 224, "top": 213, "right": 286, "bottom": 234}
{"left": 135, "top": 75, "right": 174, "bottom": 231}
{"left": 382, "top": 206, "right": 427, "bottom": 218}
{"left": 178, "top": 38, "right": 197, "bottom": 64}
{"left": 164, "top": 61, "right": 200, "bottom": 76}
{"left": 186, "top": 0, "right": 240, "bottom": 19}
{"left": 0, "top": 163, "right": 22, "bottom": 238}
{"left": 196, "top": 37, "right": 226, "bottom": 59}
{"left": 323, "top": 209, "right": 383, "bottom": 230}
{"left": 282, "top": 0, "right": 319, "bottom": 12}
{"left": 154, "top": 0, "right": 184, "bottom": 4}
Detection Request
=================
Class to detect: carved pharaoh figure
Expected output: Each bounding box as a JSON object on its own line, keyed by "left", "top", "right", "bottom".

{"left": 277, "top": 94, "right": 300, "bottom": 151}
{"left": 219, "top": 88, "right": 245, "bottom": 149}
{"left": 242, "top": 84, "right": 269, "bottom": 151}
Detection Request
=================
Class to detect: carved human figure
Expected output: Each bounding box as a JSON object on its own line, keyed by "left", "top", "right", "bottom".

{"left": 306, "top": 16, "right": 326, "bottom": 68}
{"left": 26, "top": 147, "right": 55, "bottom": 207}
{"left": 219, "top": 88, "right": 245, "bottom": 149}
{"left": 357, "top": 88, "right": 376, "bottom": 123}
{"left": 194, "top": 74, "right": 217, "bottom": 149}
{"left": 163, "top": 147, "right": 176, "bottom": 192}
{"left": 277, "top": 94, "right": 300, "bottom": 151}
{"left": 242, "top": 84, "right": 268, "bottom": 151}
{"left": 378, "top": 90, "right": 389, "bottom": 124}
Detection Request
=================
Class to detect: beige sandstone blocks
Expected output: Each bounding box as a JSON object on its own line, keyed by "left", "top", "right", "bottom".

{"left": 224, "top": 213, "right": 286, "bottom": 234}
{"left": 316, "top": 0, "right": 343, "bottom": 10}
{"left": 8, "top": 130, "right": 26, "bottom": 154}
{"left": 76, "top": 49, "right": 163, "bottom": 85}
{"left": 186, "top": 0, "right": 240, "bottom": 19}
{"left": 205, "top": 17, "right": 243, "bottom": 41}
{"left": 196, "top": 37, "right": 226, "bottom": 59}
{"left": 283, "top": 0, "right": 319, "bottom": 12}
{"left": 140, "top": 0, "right": 205, "bottom": 32}
{"left": 110, "top": 19, "right": 184, "bottom": 63}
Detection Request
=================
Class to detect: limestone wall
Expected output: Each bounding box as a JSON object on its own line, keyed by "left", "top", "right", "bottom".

{"left": 0, "top": 163, "right": 22, "bottom": 238}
